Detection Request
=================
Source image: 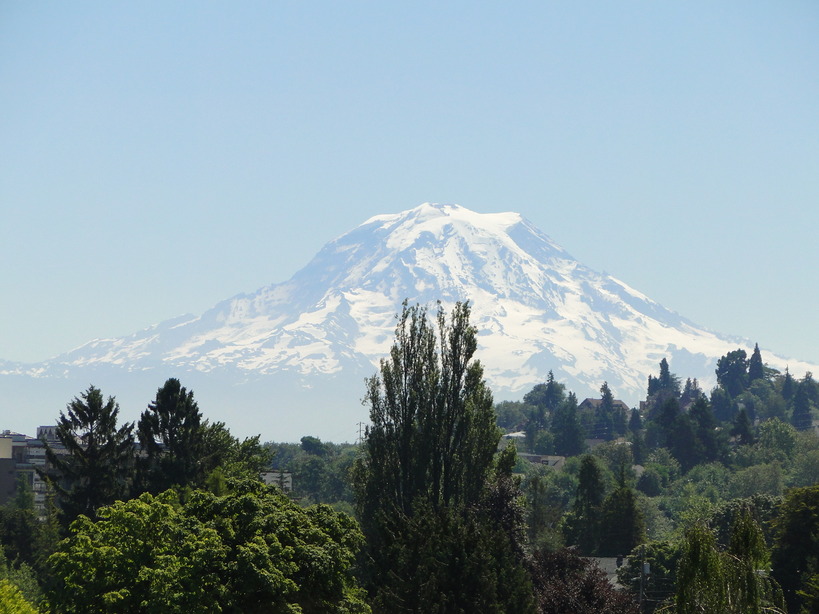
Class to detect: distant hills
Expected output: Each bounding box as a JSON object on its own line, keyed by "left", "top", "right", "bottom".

{"left": 2, "top": 203, "right": 816, "bottom": 441}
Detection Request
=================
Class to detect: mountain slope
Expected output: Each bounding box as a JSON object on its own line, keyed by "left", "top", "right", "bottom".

{"left": 2, "top": 203, "right": 815, "bottom": 441}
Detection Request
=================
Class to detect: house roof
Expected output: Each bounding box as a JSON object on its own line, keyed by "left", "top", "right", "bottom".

{"left": 579, "top": 398, "right": 631, "bottom": 411}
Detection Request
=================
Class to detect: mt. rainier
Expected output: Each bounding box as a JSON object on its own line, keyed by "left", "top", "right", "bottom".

{"left": 2, "top": 203, "right": 815, "bottom": 441}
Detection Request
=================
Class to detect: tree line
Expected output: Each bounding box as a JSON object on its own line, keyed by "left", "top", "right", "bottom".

{"left": 495, "top": 346, "right": 819, "bottom": 613}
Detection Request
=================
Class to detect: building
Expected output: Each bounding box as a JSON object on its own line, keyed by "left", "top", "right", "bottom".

{"left": 0, "top": 427, "right": 64, "bottom": 517}
{"left": 261, "top": 471, "right": 293, "bottom": 492}
{"left": 578, "top": 398, "right": 632, "bottom": 415}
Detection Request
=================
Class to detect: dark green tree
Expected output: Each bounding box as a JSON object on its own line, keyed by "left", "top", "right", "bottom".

{"left": 495, "top": 400, "right": 529, "bottom": 430}
{"left": 630, "top": 430, "right": 648, "bottom": 465}
{"left": 300, "top": 435, "right": 328, "bottom": 456}
{"left": 636, "top": 467, "right": 663, "bottom": 496}
{"left": 198, "top": 421, "right": 273, "bottom": 482}
{"left": 716, "top": 349, "right": 749, "bottom": 399}
{"left": 598, "top": 483, "right": 645, "bottom": 556}
{"left": 551, "top": 392, "right": 585, "bottom": 456}
{"left": 669, "top": 413, "right": 704, "bottom": 472}
{"left": 648, "top": 358, "right": 680, "bottom": 399}
{"left": 137, "top": 378, "right": 205, "bottom": 494}
{"left": 564, "top": 455, "right": 605, "bottom": 554}
{"left": 688, "top": 397, "right": 727, "bottom": 464}
{"left": 771, "top": 485, "right": 819, "bottom": 612}
{"left": 628, "top": 408, "right": 643, "bottom": 433}
{"left": 748, "top": 343, "right": 765, "bottom": 383}
{"left": 646, "top": 358, "right": 681, "bottom": 419}
{"left": 710, "top": 386, "right": 735, "bottom": 423}
{"left": 681, "top": 377, "right": 704, "bottom": 406}
{"left": 780, "top": 368, "right": 795, "bottom": 402}
{"left": 40, "top": 386, "right": 134, "bottom": 527}
{"left": 524, "top": 371, "right": 566, "bottom": 420}
{"left": 591, "top": 382, "right": 618, "bottom": 440}
{"left": 791, "top": 375, "right": 815, "bottom": 431}
{"left": 649, "top": 397, "right": 681, "bottom": 449}
{"left": 353, "top": 301, "right": 533, "bottom": 612}
{"left": 731, "top": 408, "right": 755, "bottom": 446}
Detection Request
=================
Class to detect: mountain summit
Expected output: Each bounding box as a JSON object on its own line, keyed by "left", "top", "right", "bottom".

{"left": 3, "top": 203, "right": 814, "bottom": 440}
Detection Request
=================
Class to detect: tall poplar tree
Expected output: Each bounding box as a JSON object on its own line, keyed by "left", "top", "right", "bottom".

{"left": 353, "top": 301, "right": 533, "bottom": 613}
{"left": 41, "top": 386, "right": 134, "bottom": 527}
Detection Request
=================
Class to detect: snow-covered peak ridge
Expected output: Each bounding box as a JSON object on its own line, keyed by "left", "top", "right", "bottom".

{"left": 285, "top": 203, "right": 582, "bottom": 309}
{"left": 362, "top": 203, "right": 524, "bottom": 241}
{"left": 334, "top": 203, "right": 574, "bottom": 270}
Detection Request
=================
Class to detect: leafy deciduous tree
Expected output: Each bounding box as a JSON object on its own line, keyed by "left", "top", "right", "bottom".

{"left": 716, "top": 349, "right": 749, "bottom": 399}
{"left": 49, "top": 483, "right": 370, "bottom": 614}
{"left": 528, "top": 547, "right": 639, "bottom": 614}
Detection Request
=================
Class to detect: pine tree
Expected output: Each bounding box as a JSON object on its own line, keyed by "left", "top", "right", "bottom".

{"left": 669, "top": 414, "right": 704, "bottom": 472}
{"left": 628, "top": 408, "right": 642, "bottom": 433}
{"left": 748, "top": 343, "right": 764, "bottom": 383}
{"left": 731, "top": 408, "right": 755, "bottom": 446}
{"left": 688, "top": 397, "right": 726, "bottom": 463}
{"left": 791, "top": 374, "right": 815, "bottom": 431}
{"left": 681, "top": 377, "right": 704, "bottom": 406}
{"left": 41, "top": 386, "right": 134, "bottom": 527}
{"left": 551, "top": 392, "right": 585, "bottom": 456}
{"left": 524, "top": 371, "right": 566, "bottom": 416}
{"left": 565, "top": 455, "right": 605, "bottom": 554}
{"left": 595, "top": 382, "right": 616, "bottom": 440}
{"left": 598, "top": 483, "right": 645, "bottom": 557}
{"left": 137, "top": 378, "right": 205, "bottom": 493}
{"left": 781, "top": 367, "right": 795, "bottom": 402}
{"left": 653, "top": 397, "right": 681, "bottom": 448}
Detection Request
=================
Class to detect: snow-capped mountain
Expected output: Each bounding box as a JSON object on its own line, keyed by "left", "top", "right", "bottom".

{"left": 2, "top": 203, "right": 816, "bottom": 441}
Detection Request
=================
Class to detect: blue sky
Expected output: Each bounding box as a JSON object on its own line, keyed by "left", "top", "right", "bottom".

{"left": 2, "top": 2, "right": 818, "bottom": 368}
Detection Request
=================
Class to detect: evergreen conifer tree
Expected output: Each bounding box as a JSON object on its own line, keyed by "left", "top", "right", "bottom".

{"left": 791, "top": 378, "right": 814, "bottom": 431}
{"left": 41, "top": 386, "right": 134, "bottom": 527}
{"left": 731, "top": 408, "right": 755, "bottom": 446}
{"left": 551, "top": 392, "right": 585, "bottom": 456}
{"left": 137, "top": 378, "right": 205, "bottom": 493}
{"left": 565, "top": 455, "right": 605, "bottom": 554}
{"left": 598, "top": 483, "right": 645, "bottom": 557}
{"left": 748, "top": 343, "right": 765, "bottom": 383}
